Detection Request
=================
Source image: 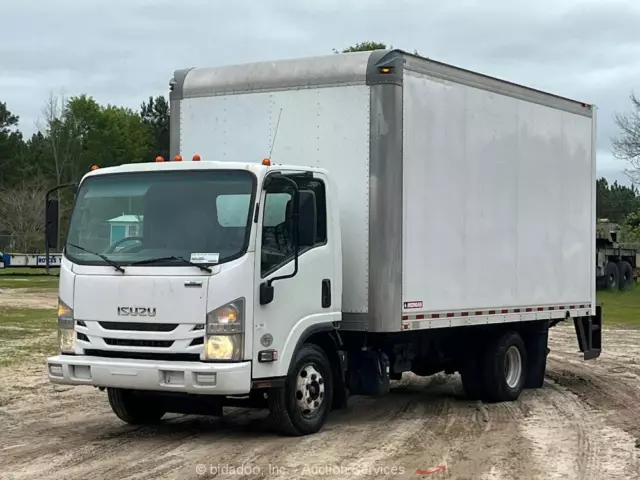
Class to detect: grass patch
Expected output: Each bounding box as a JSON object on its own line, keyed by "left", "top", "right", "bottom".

{"left": 0, "top": 267, "right": 60, "bottom": 288}
{"left": 0, "top": 307, "right": 57, "bottom": 367}
{"left": 597, "top": 284, "right": 640, "bottom": 327}
{"left": 0, "top": 267, "right": 60, "bottom": 276}
{"left": 0, "top": 275, "right": 59, "bottom": 289}
{"left": 0, "top": 308, "right": 57, "bottom": 329}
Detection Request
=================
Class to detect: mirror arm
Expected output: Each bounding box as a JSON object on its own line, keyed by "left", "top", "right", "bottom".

{"left": 259, "top": 175, "right": 300, "bottom": 305}
{"left": 266, "top": 176, "right": 300, "bottom": 287}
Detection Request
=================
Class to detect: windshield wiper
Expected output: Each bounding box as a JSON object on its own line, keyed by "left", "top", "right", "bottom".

{"left": 130, "top": 256, "right": 212, "bottom": 273}
{"left": 67, "top": 242, "right": 125, "bottom": 273}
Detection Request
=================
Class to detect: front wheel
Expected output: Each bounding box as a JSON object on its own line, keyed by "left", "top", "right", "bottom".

{"left": 107, "top": 388, "right": 166, "bottom": 425}
{"left": 269, "top": 344, "right": 333, "bottom": 436}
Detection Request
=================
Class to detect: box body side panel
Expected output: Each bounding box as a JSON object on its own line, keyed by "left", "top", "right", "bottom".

{"left": 180, "top": 85, "right": 371, "bottom": 313}
{"left": 402, "top": 71, "right": 594, "bottom": 314}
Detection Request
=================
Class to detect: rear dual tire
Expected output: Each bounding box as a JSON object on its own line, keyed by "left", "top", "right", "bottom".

{"left": 461, "top": 330, "right": 527, "bottom": 402}
{"left": 482, "top": 331, "right": 527, "bottom": 402}
{"left": 604, "top": 261, "right": 634, "bottom": 291}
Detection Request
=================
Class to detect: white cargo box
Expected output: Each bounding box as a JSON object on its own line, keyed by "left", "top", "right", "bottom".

{"left": 170, "top": 50, "right": 596, "bottom": 333}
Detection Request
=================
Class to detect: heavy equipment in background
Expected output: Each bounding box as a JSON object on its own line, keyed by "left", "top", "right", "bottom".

{"left": 596, "top": 219, "right": 637, "bottom": 290}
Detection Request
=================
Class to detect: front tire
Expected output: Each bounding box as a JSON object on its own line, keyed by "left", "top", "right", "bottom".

{"left": 481, "top": 331, "right": 527, "bottom": 403}
{"left": 269, "top": 344, "right": 333, "bottom": 436}
{"left": 107, "top": 388, "right": 166, "bottom": 425}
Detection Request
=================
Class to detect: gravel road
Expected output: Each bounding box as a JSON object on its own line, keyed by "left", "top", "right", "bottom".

{"left": 1, "top": 324, "right": 639, "bottom": 480}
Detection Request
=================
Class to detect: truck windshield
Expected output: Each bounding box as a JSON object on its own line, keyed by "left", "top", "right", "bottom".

{"left": 65, "top": 170, "right": 256, "bottom": 267}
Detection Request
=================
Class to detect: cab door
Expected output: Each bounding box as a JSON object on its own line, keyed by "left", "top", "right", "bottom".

{"left": 252, "top": 172, "right": 338, "bottom": 379}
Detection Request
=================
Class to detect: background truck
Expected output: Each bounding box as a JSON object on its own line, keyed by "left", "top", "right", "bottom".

{"left": 46, "top": 49, "right": 602, "bottom": 436}
{"left": 595, "top": 219, "right": 637, "bottom": 290}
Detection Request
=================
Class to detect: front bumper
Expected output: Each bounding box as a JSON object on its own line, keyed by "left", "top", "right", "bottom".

{"left": 46, "top": 355, "right": 252, "bottom": 395}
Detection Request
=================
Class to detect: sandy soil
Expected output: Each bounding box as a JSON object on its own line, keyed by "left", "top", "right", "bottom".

{"left": 1, "top": 325, "right": 640, "bottom": 480}
{"left": 0, "top": 288, "right": 57, "bottom": 309}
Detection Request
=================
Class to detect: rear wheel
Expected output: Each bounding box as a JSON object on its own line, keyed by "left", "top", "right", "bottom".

{"left": 269, "top": 344, "right": 333, "bottom": 436}
{"left": 481, "top": 331, "right": 527, "bottom": 403}
{"left": 107, "top": 388, "right": 166, "bottom": 425}
{"left": 604, "top": 262, "right": 620, "bottom": 291}
{"left": 617, "top": 261, "right": 634, "bottom": 291}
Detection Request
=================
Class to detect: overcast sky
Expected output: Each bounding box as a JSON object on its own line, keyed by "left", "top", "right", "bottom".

{"left": 1, "top": 0, "right": 638, "bottom": 184}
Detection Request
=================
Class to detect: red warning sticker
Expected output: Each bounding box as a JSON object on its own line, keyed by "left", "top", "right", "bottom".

{"left": 404, "top": 301, "right": 423, "bottom": 309}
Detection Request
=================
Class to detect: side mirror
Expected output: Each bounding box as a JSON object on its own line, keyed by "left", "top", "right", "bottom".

{"left": 45, "top": 198, "right": 59, "bottom": 249}
{"left": 259, "top": 282, "right": 274, "bottom": 305}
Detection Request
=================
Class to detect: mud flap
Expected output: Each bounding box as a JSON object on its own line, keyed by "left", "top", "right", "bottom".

{"left": 524, "top": 321, "right": 549, "bottom": 389}
{"left": 332, "top": 350, "right": 349, "bottom": 410}
{"left": 347, "top": 350, "right": 390, "bottom": 396}
{"left": 574, "top": 305, "right": 602, "bottom": 360}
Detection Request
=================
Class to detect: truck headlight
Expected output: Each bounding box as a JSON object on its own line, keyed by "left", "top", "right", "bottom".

{"left": 202, "top": 298, "right": 244, "bottom": 361}
{"left": 58, "top": 299, "right": 75, "bottom": 354}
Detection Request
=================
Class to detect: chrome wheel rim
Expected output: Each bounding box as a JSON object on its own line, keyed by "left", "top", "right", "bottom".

{"left": 504, "top": 346, "right": 523, "bottom": 389}
{"left": 295, "top": 364, "right": 325, "bottom": 418}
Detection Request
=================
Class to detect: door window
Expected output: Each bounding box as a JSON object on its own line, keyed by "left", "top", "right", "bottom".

{"left": 260, "top": 175, "right": 327, "bottom": 276}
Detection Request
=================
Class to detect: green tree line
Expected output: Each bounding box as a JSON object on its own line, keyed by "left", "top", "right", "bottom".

{"left": 0, "top": 41, "right": 389, "bottom": 252}
{"left": 1, "top": 40, "right": 639, "bottom": 251}
{"left": 0, "top": 94, "right": 169, "bottom": 187}
{"left": 0, "top": 94, "right": 169, "bottom": 252}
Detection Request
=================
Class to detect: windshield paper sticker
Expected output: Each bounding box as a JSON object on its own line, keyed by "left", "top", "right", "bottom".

{"left": 190, "top": 253, "right": 220, "bottom": 264}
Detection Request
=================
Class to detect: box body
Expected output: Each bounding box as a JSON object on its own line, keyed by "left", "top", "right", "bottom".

{"left": 172, "top": 50, "right": 596, "bottom": 332}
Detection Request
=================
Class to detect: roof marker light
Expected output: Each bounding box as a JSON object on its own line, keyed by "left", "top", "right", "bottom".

{"left": 262, "top": 158, "right": 271, "bottom": 166}
{"left": 174, "top": 155, "right": 183, "bottom": 162}
{"left": 192, "top": 154, "right": 201, "bottom": 161}
{"left": 155, "top": 156, "right": 165, "bottom": 162}
{"left": 90, "top": 165, "right": 100, "bottom": 171}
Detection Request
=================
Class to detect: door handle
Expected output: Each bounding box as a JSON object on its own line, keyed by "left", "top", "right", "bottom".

{"left": 322, "top": 279, "right": 331, "bottom": 308}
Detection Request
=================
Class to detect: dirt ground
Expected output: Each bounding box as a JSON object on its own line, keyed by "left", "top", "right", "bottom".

{"left": 0, "top": 288, "right": 57, "bottom": 309}
{"left": 1, "top": 324, "right": 640, "bottom": 479}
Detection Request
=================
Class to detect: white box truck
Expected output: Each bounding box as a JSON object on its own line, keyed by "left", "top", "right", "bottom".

{"left": 46, "top": 50, "right": 601, "bottom": 436}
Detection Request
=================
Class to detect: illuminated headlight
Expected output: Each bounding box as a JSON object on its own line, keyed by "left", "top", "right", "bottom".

{"left": 204, "top": 334, "right": 243, "bottom": 361}
{"left": 202, "top": 298, "right": 244, "bottom": 361}
{"left": 57, "top": 299, "right": 75, "bottom": 354}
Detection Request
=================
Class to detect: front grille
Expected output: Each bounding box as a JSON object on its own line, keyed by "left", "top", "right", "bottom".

{"left": 104, "top": 338, "right": 174, "bottom": 348}
{"left": 85, "top": 349, "right": 200, "bottom": 362}
{"left": 77, "top": 332, "right": 89, "bottom": 342}
{"left": 99, "top": 322, "right": 178, "bottom": 332}
{"left": 190, "top": 337, "right": 204, "bottom": 346}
